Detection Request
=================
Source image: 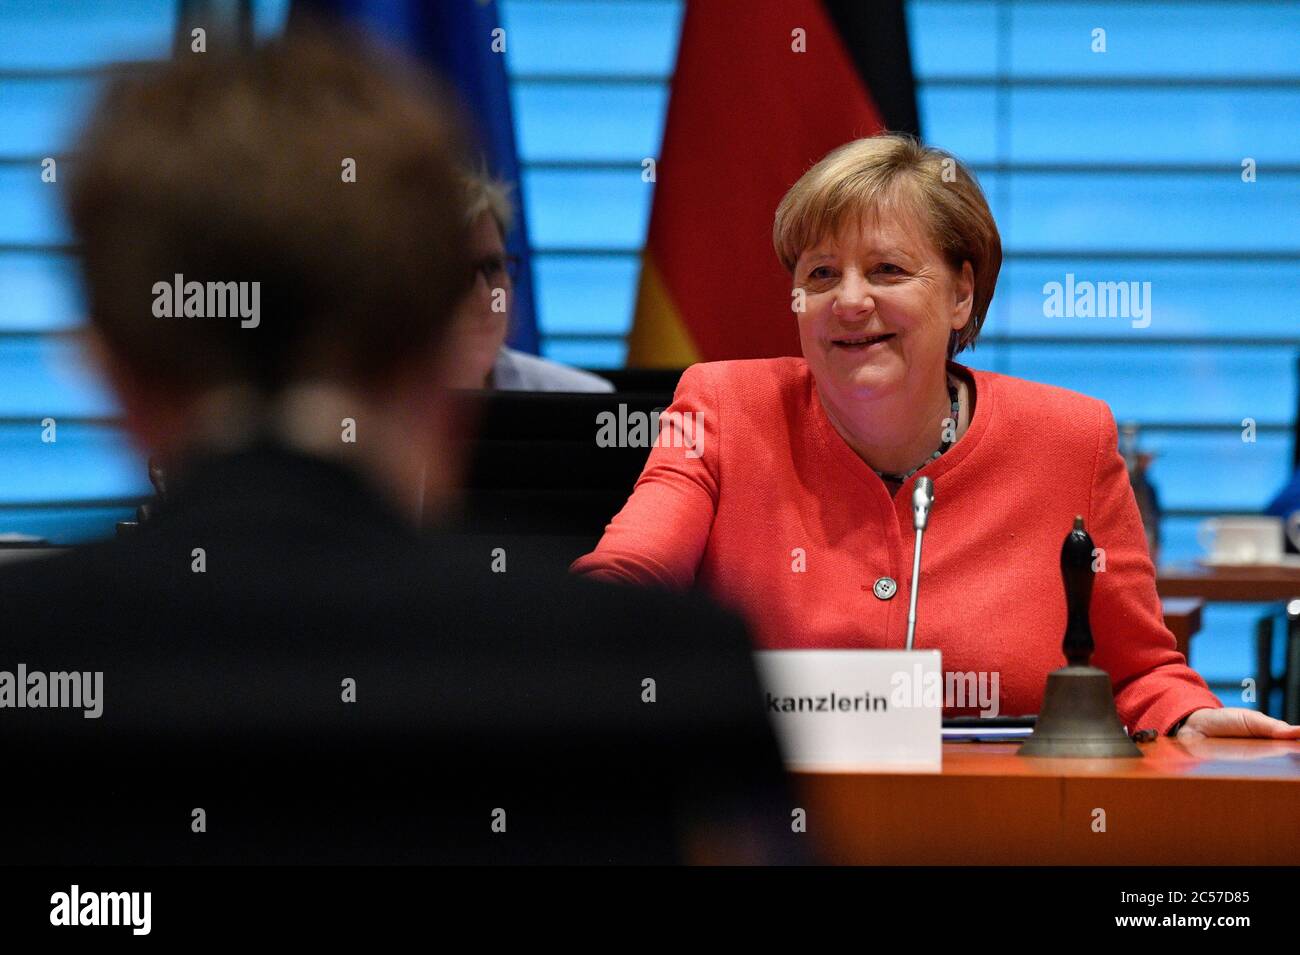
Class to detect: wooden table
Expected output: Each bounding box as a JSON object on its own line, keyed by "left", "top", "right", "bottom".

{"left": 1158, "top": 564, "right": 1300, "bottom": 723}
{"left": 795, "top": 737, "right": 1300, "bottom": 864}
{"left": 1158, "top": 564, "right": 1300, "bottom": 602}
{"left": 1161, "top": 597, "right": 1203, "bottom": 659}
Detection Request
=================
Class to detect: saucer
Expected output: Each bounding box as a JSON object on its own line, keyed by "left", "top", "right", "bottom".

{"left": 1197, "top": 554, "right": 1300, "bottom": 569}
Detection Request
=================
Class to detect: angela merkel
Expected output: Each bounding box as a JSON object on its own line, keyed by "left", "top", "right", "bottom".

{"left": 573, "top": 133, "right": 1300, "bottom": 743}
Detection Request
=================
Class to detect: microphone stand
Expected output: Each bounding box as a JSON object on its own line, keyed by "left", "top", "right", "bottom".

{"left": 905, "top": 477, "right": 934, "bottom": 651}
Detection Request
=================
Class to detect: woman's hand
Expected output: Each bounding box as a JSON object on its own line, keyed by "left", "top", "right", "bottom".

{"left": 1176, "top": 707, "right": 1300, "bottom": 740}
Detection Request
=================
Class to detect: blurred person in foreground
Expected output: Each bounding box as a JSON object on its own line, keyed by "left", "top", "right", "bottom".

{"left": 574, "top": 134, "right": 1300, "bottom": 743}
{"left": 0, "top": 29, "right": 792, "bottom": 864}
{"left": 448, "top": 169, "right": 613, "bottom": 392}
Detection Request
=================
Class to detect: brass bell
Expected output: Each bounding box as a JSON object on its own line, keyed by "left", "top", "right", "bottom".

{"left": 1018, "top": 516, "right": 1142, "bottom": 758}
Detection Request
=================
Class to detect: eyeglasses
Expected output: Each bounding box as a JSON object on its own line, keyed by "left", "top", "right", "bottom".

{"left": 471, "top": 254, "right": 519, "bottom": 287}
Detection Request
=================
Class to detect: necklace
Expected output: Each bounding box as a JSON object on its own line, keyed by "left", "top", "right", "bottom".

{"left": 872, "top": 377, "right": 962, "bottom": 485}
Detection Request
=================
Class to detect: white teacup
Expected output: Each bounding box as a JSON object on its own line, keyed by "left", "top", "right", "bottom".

{"left": 1198, "top": 514, "right": 1300, "bottom": 565}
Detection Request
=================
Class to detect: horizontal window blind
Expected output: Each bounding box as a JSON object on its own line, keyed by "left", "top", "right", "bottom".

{"left": 0, "top": 0, "right": 291, "bottom": 541}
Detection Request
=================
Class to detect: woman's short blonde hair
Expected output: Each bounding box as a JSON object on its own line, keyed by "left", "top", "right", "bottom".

{"left": 462, "top": 164, "right": 515, "bottom": 238}
{"left": 773, "top": 133, "right": 1001, "bottom": 356}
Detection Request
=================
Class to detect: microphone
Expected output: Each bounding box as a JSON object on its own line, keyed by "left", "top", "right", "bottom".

{"left": 905, "top": 477, "right": 935, "bottom": 651}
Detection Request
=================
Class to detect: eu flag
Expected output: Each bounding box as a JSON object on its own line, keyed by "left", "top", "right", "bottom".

{"left": 291, "top": 0, "right": 539, "bottom": 354}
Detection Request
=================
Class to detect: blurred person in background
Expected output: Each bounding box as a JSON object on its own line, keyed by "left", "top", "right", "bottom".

{"left": 448, "top": 169, "right": 613, "bottom": 392}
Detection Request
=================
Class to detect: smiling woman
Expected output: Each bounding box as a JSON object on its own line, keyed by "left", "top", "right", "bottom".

{"left": 775, "top": 136, "right": 996, "bottom": 483}
{"left": 571, "top": 132, "right": 1300, "bottom": 744}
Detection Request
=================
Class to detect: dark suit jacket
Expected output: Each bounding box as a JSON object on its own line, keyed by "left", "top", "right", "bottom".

{"left": 0, "top": 444, "right": 791, "bottom": 864}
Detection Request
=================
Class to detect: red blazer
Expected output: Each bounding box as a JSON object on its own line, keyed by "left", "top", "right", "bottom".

{"left": 572, "top": 358, "right": 1222, "bottom": 735}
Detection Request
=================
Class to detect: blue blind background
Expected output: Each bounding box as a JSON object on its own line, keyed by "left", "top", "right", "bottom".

{"left": 1, "top": 0, "right": 1296, "bottom": 702}
{"left": 0, "top": 0, "right": 291, "bottom": 543}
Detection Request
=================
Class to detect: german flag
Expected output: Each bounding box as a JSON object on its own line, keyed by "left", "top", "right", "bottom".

{"left": 628, "top": 0, "right": 920, "bottom": 367}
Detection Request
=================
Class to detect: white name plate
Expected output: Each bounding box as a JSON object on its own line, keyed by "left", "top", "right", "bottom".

{"left": 754, "top": 650, "right": 943, "bottom": 772}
